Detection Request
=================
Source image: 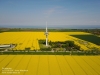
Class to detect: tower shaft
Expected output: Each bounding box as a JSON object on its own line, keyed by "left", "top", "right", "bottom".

{"left": 45, "top": 22, "right": 49, "bottom": 46}
{"left": 46, "top": 35, "right": 48, "bottom": 46}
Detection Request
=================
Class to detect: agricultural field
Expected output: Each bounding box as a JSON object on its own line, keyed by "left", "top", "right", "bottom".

{"left": 0, "top": 32, "right": 100, "bottom": 51}
{"left": 71, "top": 35, "right": 100, "bottom": 45}
{"left": 0, "top": 55, "right": 100, "bottom": 75}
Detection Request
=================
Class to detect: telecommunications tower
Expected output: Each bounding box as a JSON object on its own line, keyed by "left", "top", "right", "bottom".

{"left": 45, "top": 22, "right": 49, "bottom": 46}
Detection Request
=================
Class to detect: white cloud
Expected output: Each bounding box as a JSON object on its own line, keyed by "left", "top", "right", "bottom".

{"left": 44, "top": 6, "right": 63, "bottom": 18}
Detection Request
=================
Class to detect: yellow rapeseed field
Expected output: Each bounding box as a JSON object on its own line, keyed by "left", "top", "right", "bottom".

{"left": 0, "top": 55, "right": 100, "bottom": 75}
{"left": 0, "top": 32, "right": 99, "bottom": 50}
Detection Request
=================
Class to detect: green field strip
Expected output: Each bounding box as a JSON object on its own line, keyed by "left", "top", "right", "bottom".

{"left": 14, "top": 55, "right": 31, "bottom": 75}
{"left": 37, "top": 55, "right": 49, "bottom": 75}
{"left": 24, "top": 55, "right": 40, "bottom": 75}
{"left": 81, "top": 56, "right": 100, "bottom": 75}
{"left": 73, "top": 56, "right": 94, "bottom": 75}
{"left": 71, "top": 35, "right": 100, "bottom": 45}
{"left": 64, "top": 56, "right": 86, "bottom": 75}
{"left": 56, "top": 55, "right": 69, "bottom": 75}
{"left": 48, "top": 55, "right": 62, "bottom": 75}
{"left": 65, "top": 32, "right": 91, "bottom": 35}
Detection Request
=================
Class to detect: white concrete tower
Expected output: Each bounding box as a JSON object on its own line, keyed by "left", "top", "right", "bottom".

{"left": 45, "top": 22, "right": 49, "bottom": 46}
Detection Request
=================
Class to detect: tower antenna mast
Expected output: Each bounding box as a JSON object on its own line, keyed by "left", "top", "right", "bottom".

{"left": 45, "top": 22, "right": 49, "bottom": 46}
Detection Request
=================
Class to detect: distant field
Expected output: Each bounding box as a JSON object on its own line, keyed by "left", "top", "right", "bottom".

{"left": 71, "top": 35, "right": 100, "bottom": 45}
{"left": 0, "top": 32, "right": 100, "bottom": 50}
{"left": 0, "top": 55, "right": 100, "bottom": 75}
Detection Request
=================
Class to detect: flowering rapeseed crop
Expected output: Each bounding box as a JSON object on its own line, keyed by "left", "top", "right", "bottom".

{"left": 0, "top": 32, "right": 99, "bottom": 50}
{"left": 0, "top": 55, "right": 100, "bottom": 75}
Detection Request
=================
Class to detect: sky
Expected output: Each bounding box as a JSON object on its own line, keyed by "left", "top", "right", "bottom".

{"left": 0, "top": 0, "right": 100, "bottom": 27}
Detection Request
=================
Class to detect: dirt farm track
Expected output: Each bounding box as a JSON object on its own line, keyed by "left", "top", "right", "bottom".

{"left": 0, "top": 55, "right": 100, "bottom": 75}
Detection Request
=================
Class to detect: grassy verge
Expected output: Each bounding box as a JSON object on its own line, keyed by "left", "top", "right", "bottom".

{"left": 0, "top": 51, "right": 99, "bottom": 55}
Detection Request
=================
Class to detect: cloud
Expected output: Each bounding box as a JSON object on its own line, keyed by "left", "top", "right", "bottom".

{"left": 44, "top": 6, "right": 63, "bottom": 18}
{"left": 46, "top": 8, "right": 55, "bottom": 15}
